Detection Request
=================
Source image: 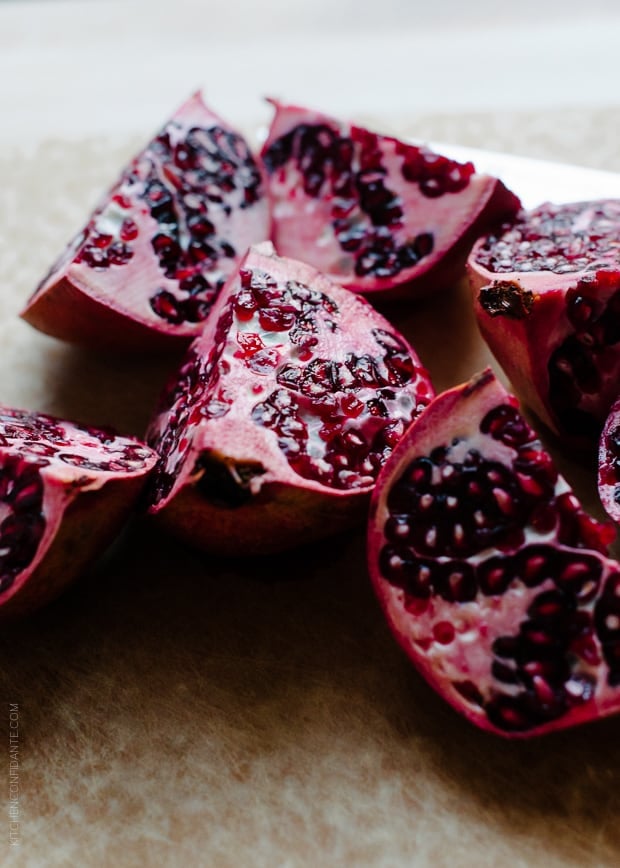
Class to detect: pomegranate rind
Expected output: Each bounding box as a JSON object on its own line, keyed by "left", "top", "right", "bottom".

{"left": 598, "top": 397, "right": 620, "bottom": 524}
{"left": 21, "top": 92, "right": 271, "bottom": 352}
{"left": 0, "top": 407, "right": 157, "bottom": 617}
{"left": 468, "top": 200, "right": 620, "bottom": 442}
{"left": 145, "top": 242, "right": 434, "bottom": 555}
{"left": 150, "top": 469, "right": 369, "bottom": 557}
{"left": 261, "top": 100, "right": 520, "bottom": 301}
{"left": 368, "top": 369, "right": 620, "bottom": 738}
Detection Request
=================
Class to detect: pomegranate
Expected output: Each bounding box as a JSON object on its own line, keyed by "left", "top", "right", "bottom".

{"left": 367, "top": 368, "right": 620, "bottom": 737}
{"left": 598, "top": 397, "right": 620, "bottom": 524}
{"left": 22, "top": 92, "right": 270, "bottom": 351}
{"left": 0, "top": 405, "right": 157, "bottom": 617}
{"left": 145, "top": 242, "right": 433, "bottom": 555}
{"left": 260, "top": 100, "right": 520, "bottom": 300}
{"left": 468, "top": 199, "right": 620, "bottom": 443}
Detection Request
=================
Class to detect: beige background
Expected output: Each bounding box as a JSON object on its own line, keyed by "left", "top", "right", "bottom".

{"left": 2, "top": 1, "right": 620, "bottom": 866}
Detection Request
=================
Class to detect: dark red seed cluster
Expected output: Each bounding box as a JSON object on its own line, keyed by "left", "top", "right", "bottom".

{"left": 262, "top": 121, "right": 475, "bottom": 280}
{"left": 77, "top": 121, "right": 264, "bottom": 327}
{"left": 395, "top": 142, "right": 475, "bottom": 199}
{"left": 232, "top": 270, "right": 420, "bottom": 489}
{"left": 77, "top": 232, "right": 134, "bottom": 270}
{"left": 382, "top": 404, "right": 559, "bottom": 563}
{"left": 0, "top": 455, "right": 46, "bottom": 594}
{"left": 601, "top": 424, "right": 620, "bottom": 504}
{"left": 147, "top": 347, "right": 216, "bottom": 504}
{"left": 548, "top": 278, "right": 620, "bottom": 438}
{"left": 483, "top": 579, "right": 600, "bottom": 731}
{"left": 143, "top": 124, "right": 263, "bottom": 325}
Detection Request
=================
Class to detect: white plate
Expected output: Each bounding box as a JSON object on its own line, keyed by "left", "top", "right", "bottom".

{"left": 429, "top": 143, "right": 620, "bottom": 210}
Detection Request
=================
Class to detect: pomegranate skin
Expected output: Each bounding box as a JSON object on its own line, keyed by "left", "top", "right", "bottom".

{"left": 21, "top": 92, "right": 271, "bottom": 352}
{"left": 261, "top": 100, "right": 521, "bottom": 302}
{"left": 368, "top": 369, "right": 620, "bottom": 738}
{"left": 468, "top": 199, "right": 620, "bottom": 444}
{"left": 145, "top": 242, "right": 434, "bottom": 556}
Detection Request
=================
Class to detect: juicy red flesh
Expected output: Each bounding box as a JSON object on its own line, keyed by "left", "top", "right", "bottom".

{"left": 474, "top": 200, "right": 620, "bottom": 275}
{"left": 376, "top": 396, "right": 618, "bottom": 734}
{"left": 547, "top": 280, "right": 620, "bottom": 438}
{"left": 262, "top": 122, "right": 475, "bottom": 280}
{"left": 74, "top": 123, "right": 264, "bottom": 326}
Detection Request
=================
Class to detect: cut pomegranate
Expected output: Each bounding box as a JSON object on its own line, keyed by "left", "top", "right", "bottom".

{"left": 468, "top": 199, "right": 620, "bottom": 443}
{"left": 599, "top": 396, "right": 620, "bottom": 524}
{"left": 261, "top": 100, "right": 520, "bottom": 300}
{"left": 0, "top": 406, "right": 157, "bottom": 617}
{"left": 22, "top": 92, "right": 270, "bottom": 351}
{"left": 367, "top": 368, "right": 620, "bottom": 737}
{"left": 145, "top": 242, "right": 433, "bottom": 555}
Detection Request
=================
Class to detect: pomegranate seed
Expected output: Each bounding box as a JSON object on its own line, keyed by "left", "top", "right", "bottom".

{"left": 120, "top": 219, "right": 138, "bottom": 241}
{"left": 433, "top": 621, "right": 455, "bottom": 644}
{"left": 258, "top": 307, "right": 297, "bottom": 332}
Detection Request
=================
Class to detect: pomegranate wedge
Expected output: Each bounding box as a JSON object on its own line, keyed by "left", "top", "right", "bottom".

{"left": 261, "top": 100, "right": 520, "bottom": 300}
{"left": 145, "top": 242, "right": 433, "bottom": 555}
{"left": 468, "top": 199, "right": 620, "bottom": 443}
{"left": 0, "top": 406, "right": 157, "bottom": 617}
{"left": 368, "top": 369, "right": 620, "bottom": 738}
{"left": 22, "top": 92, "right": 270, "bottom": 351}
